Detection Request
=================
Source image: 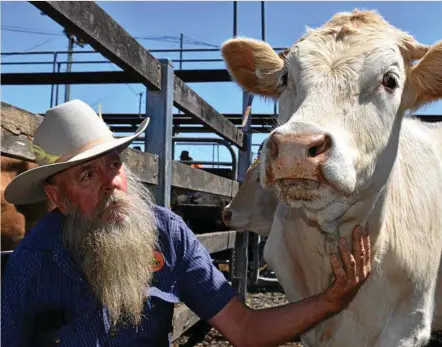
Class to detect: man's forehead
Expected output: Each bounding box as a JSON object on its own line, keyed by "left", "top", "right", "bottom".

{"left": 73, "top": 151, "right": 121, "bottom": 172}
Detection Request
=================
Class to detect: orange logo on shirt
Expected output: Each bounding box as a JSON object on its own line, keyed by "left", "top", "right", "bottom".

{"left": 152, "top": 251, "right": 165, "bottom": 272}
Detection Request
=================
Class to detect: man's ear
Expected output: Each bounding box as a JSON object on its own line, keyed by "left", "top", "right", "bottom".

{"left": 404, "top": 41, "right": 442, "bottom": 110}
{"left": 44, "top": 183, "right": 68, "bottom": 214}
{"left": 221, "top": 37, "right": 287, "bottom": 98}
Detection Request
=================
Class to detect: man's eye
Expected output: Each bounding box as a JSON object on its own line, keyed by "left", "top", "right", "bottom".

{"left": 81, "top": 172, "right": 93, "bottom": 181}
{"left": 110, "top": 161, "right": 122, "bottom": 169}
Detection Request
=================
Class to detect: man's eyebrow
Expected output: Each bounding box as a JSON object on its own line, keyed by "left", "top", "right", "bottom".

{"left": 76, "top": 163, "right": 94, "bottom": 175}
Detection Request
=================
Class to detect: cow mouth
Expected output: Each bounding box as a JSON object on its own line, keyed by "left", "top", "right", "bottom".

{"left": 275, "top": 178, "right": 322, "bottom": 202}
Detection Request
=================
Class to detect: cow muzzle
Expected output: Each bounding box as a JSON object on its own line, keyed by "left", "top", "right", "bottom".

{"left": 222, "top": 208, "right": 233, "bottom": 226}
{"left": 265, "top": 131, "right": 332, "bottom": 186}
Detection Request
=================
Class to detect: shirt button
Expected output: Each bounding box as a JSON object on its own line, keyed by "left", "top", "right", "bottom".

{"left": 54, "top": 337, "right": 61, "bottom": 344}
{"left": 110, "top": 329, "right": 117, "bottom": 338}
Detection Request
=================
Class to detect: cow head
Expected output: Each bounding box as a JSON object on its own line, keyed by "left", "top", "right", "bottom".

{"left": 222, "top": 10, "right": 442, "bottom": 231}
{"left": 222, "top": 158, "right": 278, "bottom": 235}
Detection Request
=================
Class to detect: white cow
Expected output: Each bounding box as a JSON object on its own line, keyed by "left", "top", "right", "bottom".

{"left": 221, "top": 9, "right": 442, "bottom": 347}
{"left": 223, "top": 154, "right": 442, "bottom": 339}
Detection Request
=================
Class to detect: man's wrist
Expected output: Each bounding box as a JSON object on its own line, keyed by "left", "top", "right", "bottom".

{"left": 317, "top": 292, "right": 341, "bottom": 315}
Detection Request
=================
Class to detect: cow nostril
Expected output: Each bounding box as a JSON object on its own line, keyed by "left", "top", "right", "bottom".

{"left": 223, "top": 210, "right": 232, "bottom": 223}
{"left": 307, "top": 135, "right": 332, "bottom": 158}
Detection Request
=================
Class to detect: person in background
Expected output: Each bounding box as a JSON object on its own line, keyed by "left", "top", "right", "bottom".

{"left": 1, "top": 99, "right": 371, "bottom": 347}
{"left": 180, "top": 150, "right": 202, "bottom": 168}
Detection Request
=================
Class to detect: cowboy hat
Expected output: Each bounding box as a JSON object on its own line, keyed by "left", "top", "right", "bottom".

{"left": 4, "top": 99, "right": 150, "bottom": 205}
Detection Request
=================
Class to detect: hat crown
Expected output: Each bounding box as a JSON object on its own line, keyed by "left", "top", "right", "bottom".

{"left": 33, "top": 100, "right": 114, "bottom": 165}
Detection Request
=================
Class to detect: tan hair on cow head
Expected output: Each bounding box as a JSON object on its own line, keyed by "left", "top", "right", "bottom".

{"left": 221, "top": 9, "right": 442, "bottom": 110}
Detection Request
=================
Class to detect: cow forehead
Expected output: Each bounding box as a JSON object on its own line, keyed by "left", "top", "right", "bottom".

{"left": 283, "top": 11, "right": 409, "bottom": 82}
{"left": 289, "top": 33, "right": 401, "bottom": 81}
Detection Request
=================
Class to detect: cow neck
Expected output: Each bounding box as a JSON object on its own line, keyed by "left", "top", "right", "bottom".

{"left": 321, "top": 116, "right": 404, "bottom": 255}
{"left": 323, "top": 184, "right": 388, "bottom": 256}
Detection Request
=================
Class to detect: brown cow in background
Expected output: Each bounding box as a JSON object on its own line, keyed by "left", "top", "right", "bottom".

{"left": 1, "top": 156, "right": 53, "bottom": 251}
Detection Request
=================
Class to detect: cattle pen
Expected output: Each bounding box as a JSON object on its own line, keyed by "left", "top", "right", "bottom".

{"left": 2, "top": 2, "right": 442, "bottom": 346}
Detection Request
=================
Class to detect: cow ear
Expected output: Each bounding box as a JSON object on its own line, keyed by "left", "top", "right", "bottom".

{"left": 221, "top": 37, "right": 287, "bottom": 98}
{"left": 406, "top": 41, "right": 442, "bottom": 109}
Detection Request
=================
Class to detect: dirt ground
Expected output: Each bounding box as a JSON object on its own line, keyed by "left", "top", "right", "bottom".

{"left": 175, "top": 290, "right": 302, "bottom": 347}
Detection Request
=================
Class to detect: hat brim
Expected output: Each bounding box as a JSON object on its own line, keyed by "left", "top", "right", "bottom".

{"left": 4, "top": 117, "right": 150, "bottom": 205}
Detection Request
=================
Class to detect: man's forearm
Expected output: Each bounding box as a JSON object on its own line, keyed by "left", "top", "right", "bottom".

{"left": 244, "top": 293, "right": 337, "bottom": 347}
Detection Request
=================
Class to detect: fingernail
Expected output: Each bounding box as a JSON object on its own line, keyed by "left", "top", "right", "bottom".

{"left": 340, "top": 238, "right": 347, "bottom": 247}
{"left": 331, "top": 255, "right": 338, "bottom": 262}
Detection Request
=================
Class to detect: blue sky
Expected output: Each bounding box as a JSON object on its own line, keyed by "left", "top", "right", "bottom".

{"left": 2, "top": 1, "right": 441, "bottom": 164}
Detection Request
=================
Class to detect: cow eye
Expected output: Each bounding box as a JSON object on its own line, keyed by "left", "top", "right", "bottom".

{"left": 280, "top": 73, "right": 288, "bottom": 87}
{"left": 382, "top": 73, "right": 398, "bottom": 90}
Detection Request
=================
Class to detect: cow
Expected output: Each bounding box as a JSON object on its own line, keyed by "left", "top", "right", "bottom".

{"left": 222, "top": 157, "right": 278, "bottom": 236}
{"left": 222, "top": 155, "right": 442, "bottom": 341}
{"left": 1, "top": 156, "right": 53, "bottom": 251}
{"left": 221, "top": 9, "right": 442, "bottom": 347}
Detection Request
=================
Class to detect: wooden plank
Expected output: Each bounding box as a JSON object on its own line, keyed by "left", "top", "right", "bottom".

{"left": 197, "top": 231, "right": 237, "bottom": 254}
{"left": 0, "top": 69, "right": 232, "bottom": 85}
{"left": 0, "top": 102, "right": 159, "bottom": 185}
{"left": 171, "top": 161, "right": 239, "bottom": 197}
{"left": 1, "top": 103, "right": 43, "bottom": 162}
{"left": 174, "top": 78, "right": 244, "bottom": 148}
{"left": 120, "top": 150, "right": 159, "bottom": 186}
{"left": 172, "top": 304, "right": 200, "bottom": 342}
{"left": 30, "top": 1, "right": 162, "bottom": 90}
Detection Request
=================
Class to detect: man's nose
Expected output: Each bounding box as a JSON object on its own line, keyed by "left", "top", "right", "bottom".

{"left": 266, "top": 132, "right": 332, "bottom": 181}
{"left": 102, "top": 169, "right": 124, "bottom": 192}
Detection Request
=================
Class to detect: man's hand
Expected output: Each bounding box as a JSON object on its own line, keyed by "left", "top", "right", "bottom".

{"left": 323, "top": 224, "right": 371, "bottom": 313}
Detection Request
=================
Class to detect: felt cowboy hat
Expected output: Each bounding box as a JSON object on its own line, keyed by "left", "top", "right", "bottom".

{"left": 4, "top": 99, "right": 150, "bottom": 205}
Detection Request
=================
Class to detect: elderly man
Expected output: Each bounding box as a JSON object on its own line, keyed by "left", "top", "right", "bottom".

{"left": 1, "top": 100, "right": 371, "bottom": 347}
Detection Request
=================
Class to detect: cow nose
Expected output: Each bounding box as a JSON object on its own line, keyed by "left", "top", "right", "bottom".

{"left": 222, "top": 209, "right": 232, "bottom": 225}
{"left": 266, "top": 132, "right": 332, "bottom": 182}
{"left": 269, "top": 132, "right": 331, "bottom": 160}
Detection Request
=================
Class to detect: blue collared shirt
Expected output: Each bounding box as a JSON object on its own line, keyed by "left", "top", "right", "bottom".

{"left": 1, "top": 205, "right": 236, "bottom": 347}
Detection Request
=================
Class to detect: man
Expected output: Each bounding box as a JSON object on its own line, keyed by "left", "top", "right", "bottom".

{"left": 1, "top": 100, "right": 371, "bottom": 347}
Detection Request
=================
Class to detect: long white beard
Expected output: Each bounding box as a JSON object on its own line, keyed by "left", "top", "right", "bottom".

{"left": 61, "top": 169, "right": 158, "bottom": 327}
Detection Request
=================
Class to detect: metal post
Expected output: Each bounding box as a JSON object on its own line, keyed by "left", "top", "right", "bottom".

{"left": 232, "top": 91, "right": 253, "bottom": 301}
{"left": 138, "top": 92, "right": 143, "bottom": 117}
{"left": 233, "top": 1, "right": 238, "bottom": 37}
{"left": 251, "top": 234, "right": 261, "bottom": 285}
{"left": 179, "top": 33, "right": 184, "bottom": 70}
{"left": 64, "top": 34, "right": 74, "bottom": 103}
{"left": 261, "top": 1, "right": 266, "bottom": 41}
{"left": 50, "top": 52, "right": 57, "bottom": 108}
{"left": 55, "top": 62, "right": 62, "bottom": 106}
{"left": 237, "top": 92, "right": 253, "bottom": 182}
{"left": 145, "top": 59, "right": 174, "bottom": 208}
